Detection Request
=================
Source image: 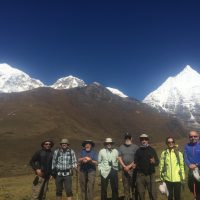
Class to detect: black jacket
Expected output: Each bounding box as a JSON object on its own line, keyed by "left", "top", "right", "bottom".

{"left": 29, "top": 148, "right": 53, "bottom": 178}
{"left": 134, "top": 146, "right": 159, "bottom": 175}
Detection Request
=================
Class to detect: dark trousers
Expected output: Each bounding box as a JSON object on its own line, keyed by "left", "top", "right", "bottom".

{"left": 101, "top": 169, "right": 118, "bottom": 200}
{"left": 55, "top": 175, "right": 73, "bottom": 197}
{"left": 122, "top": 170, "right": 139, "bottom": 200}
{"left": 188, "top": 170, "right": 200, "bottom": 200}
{"left": 165, "top": 181, "right": 181, "bottom": 200}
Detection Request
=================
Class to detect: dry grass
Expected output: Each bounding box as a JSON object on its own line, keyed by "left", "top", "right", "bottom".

{"left": 0, "top": 171, "right": 194, "bottom": 200}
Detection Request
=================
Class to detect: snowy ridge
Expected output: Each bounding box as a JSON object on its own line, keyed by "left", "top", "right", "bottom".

{"left": 106, "top": 87, "right": 128, "bottom": 98}
{"left": 143, "top": 65, "right": 200, "bottom": 129}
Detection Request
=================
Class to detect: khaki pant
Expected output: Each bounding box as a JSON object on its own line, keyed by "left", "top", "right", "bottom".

{"left": 136, "top": 173, "right": 157, "bottom": 200}
{"left": 79, "top": 170, "right": 96, "bottom": 200}
{"left": 31, "top": 176, "right": 49, "bottom": 200}
{"left": 122, "top": 170, "right": 139, "bottom": 200}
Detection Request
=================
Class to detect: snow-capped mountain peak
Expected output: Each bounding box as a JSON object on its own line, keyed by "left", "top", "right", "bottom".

{"left": 181, "top": 65, "right": 197, "bottom": 74}
{"left": 51, "top": 75, "right": 86, "bottom": 89}
{"left": 0, "top": 63, "right": 129, "bottom": 99}
{"left": 0, "top": 63, "right": 44, "bottom": 93}
{"left": 143, "top": 65, "right": 200, "bottom": 129}
{"left": 0, "top": 63, "right": 24, "bottom": 75}
{"left": 106, "top": 87, "right": 128, "bottom": 98}
{"left": 176, "top": 65, "right": 200, "bottom": 83}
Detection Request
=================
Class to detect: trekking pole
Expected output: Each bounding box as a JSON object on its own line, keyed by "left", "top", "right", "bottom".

{"left": 76, "top": 169, "right": 79, "bottom": 200}
{"left": 194, "top": 182, "right": 197, "bottom": 200}
{"left": 85, "top": 172, "right": 88, "bottom": 200}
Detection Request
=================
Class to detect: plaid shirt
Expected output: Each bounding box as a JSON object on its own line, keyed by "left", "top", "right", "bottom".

{"left": 52, "top": 148, "right": 77, "bottom": 176}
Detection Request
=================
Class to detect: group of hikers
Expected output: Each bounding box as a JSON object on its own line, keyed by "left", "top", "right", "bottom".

{"left": 29, "top": 130, "right": 200, "bottom": 200}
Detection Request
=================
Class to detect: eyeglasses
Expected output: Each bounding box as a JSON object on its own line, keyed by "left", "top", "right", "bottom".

{"left": 61, "top": 143, "right": 68, "bottom": 145}
{"left": 189, "top": 135, "right": 198, "bottom": 138}
{"left": 140, "top": 138, "right": 148, "bottom": 141}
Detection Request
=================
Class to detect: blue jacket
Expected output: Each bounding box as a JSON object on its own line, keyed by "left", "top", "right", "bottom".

{"left": 184, "top": 142, "right": 200, "bottom": 169}
{"left": 79, "top": 149, "right": 98, "bottom": 172}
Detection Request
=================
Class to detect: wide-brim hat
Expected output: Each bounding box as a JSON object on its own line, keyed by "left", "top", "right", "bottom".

{"left": 104, "top": 137, "right": 114, "bottom": 144}
{"left": 60, "top": 138, "right": 70, "bottom": 144}
{"left": 139, "top": 133, "right": 149, "bottom": 138}
{"left": 41, "top": 140, "right": 54, "bottom": 147}
{"left": 82, "top": 140, "right": 95, "bottom": 147}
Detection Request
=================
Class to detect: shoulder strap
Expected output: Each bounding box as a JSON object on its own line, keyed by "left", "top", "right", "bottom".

{"left": 162, "top": 150, "right": 168, "bottom": 172}
{"left": 55, "top": 148, "right": 61, "bottom": 165}
{"left": 69, "top": 148, "right": 72, "bottom": 166}
{"left": 174, "top": 148, "right": 184, "bottom": 181}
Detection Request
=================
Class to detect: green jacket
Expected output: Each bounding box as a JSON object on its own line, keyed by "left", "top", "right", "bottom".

{"left": 160, "top": 148, "right": 185, "bottom": 182}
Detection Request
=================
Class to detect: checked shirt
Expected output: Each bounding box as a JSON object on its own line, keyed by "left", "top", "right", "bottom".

{"left": 52, "top": 148, "right": 77, "bottom": 176}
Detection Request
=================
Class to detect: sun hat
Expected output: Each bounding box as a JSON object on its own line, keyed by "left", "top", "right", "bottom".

{"left": 60, "top": 138, "right": 70, "bottom": 144}
{"left": 41, "top": 140, "right": 54, "bottom": 147}
{"left": 104, "top": 138, "right": 114, "bottom": 144}
{"left": 139, "top": 133, "right": 149, "bottom": 138}
{"left": 193, "top": 168, "right": 200, "bottom": 182}
{"left": 159, "top": 182, "right": 169, "bottom": 196}
{"left": 82, "top": 140, "right": 95, "bottom": 147}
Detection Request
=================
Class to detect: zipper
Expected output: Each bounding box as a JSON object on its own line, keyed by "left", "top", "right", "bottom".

{"left": 170, "top": 151, "right": 172, "bottom": 181}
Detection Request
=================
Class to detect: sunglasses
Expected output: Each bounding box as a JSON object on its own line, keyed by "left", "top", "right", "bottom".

{"left": 189, "top": 136, "right": 199, "bottom": 139}
{"left": 140, "top": 138, "right": 148, "bottom": 141}
{"left": 44, "top": 143, "right": 51, "bottom": 146}
{"left": 167, "top": 141, "right": 174, "bottom": 144}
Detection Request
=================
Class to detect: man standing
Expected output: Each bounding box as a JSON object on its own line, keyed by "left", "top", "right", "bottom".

{"left": 79, "top": 140, "right": 98, "bottom": 200}
{"left": 134, "top": 134, "right": 159, "bottom": 200}
{"left": 30, "top": 139, "right": 54, "bottom": 200}
{"left": 184, "top": 130, "right": 200, "bottom": 200}
{"left": 52, "top": 139, "right": 77, "bottom": 200}
{"left": 118, "top": 133, "right": 139, "bottom": 200}
{"left": 98, "top": 138, "right": 119, "bottom": 200}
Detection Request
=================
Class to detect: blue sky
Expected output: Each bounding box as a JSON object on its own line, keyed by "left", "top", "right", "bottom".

{"left": 0, "top": 0, "right": 200, "bottom": 100}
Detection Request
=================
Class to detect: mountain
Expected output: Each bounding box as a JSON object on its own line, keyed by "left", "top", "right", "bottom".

{"left": 0, "top": 63, "right": 44, "bottom": 92}
{"left": 143, "top": 65, "right": 200, "bottom": 129}
{"left": 0, "top": 63, "right": 127, "bottom": 98}
{"left": 51, "top": 75, "right": 86, "bottom": 89}
{"left": 0, "top": 84, "right": 186, "bottom": 177}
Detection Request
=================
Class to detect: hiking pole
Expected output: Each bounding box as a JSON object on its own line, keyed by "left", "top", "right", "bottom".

{"left": 85, "top": 171, "right": 88, "bottom": 200}
{"left": 76, "top": 169, "right": 79, "bottom": 200}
